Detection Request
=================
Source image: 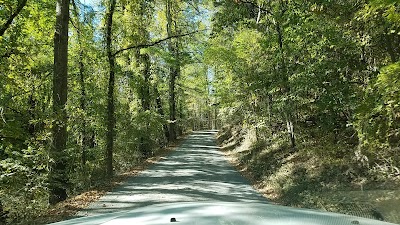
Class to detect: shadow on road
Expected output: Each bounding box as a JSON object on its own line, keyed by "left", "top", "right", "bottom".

{"left": 78, "top": 131, "right": 267, "bottom": 216}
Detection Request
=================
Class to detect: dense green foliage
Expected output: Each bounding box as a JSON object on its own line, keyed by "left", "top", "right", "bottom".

{"left": 1, "top": 0, "right": 399, "bottom": 223}
{"left": 207, "top": 0, "right": 399, "bottom": 182}
{"left": 0, "top": 0, "right": 210, "bottom": 223}
{"left": 209, "top": 1, "right": 399, "bottom": 222}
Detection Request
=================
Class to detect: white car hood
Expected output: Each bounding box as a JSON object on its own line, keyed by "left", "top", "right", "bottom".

{"left": 49, "top": 202, "right": 396, "bottom": 225}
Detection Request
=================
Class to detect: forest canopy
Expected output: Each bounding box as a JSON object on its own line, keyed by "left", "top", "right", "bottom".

{"left": 1, "top": 0, "right": 399, "bottom": 224}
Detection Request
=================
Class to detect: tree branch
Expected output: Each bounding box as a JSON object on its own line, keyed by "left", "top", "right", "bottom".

{"left": 187, "top": 1, "right": 201, "bottom": 15}
{"left": 237, "top": 0, "right": 272, "bottom": 15}
{"left": 113, "top": 29, "right": 207, "bottom": 57}
{"left": 0, "top": 0, "right": 28, "bottom": 37}
{"left": 70, "top": 0, "right": 78, "bottom": 28}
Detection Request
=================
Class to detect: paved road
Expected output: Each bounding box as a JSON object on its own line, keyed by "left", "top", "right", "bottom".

{"left": 79, "top": 130, "right": 267, "bottom": 217}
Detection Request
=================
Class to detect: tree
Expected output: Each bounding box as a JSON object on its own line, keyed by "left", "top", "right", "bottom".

{"left": 0, "top": 0, "right": 208, "bottom": 221}
{"left": 105, "top": 0, "right": 117, "bottom": 178}
{"left": 166, "top": 0, "right": 178, "bottom": 141}
{"left": 49, "top": 0, "right": 70, "bottom": 204}
{"left": 72, "top": 0, "right": 89, "bottom": 167}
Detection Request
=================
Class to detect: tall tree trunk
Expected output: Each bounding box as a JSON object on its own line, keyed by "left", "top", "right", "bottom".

{"left": 105, "top": 0, "right": 116, "bottom": 178}
{"left": 72, "top": 0, "right": 88, "bottom": 166}
{"left": 205, "top": 71, "right": 211, "bottom": 130}
{"left": 142, "top": 54, "right": 151, "bottom": 111}
{"left": 166, "top": 0, "right": 178, "bottom": 141}
{"left": 135, "top": 2, "right": 152, "bottom": 158}
{"left": 79, "top": 48, "right": 88, "bottom": 165}
{"left": 137, "top": 1, "right": 151, "bottom": 112}
{"left": 137, "top": 52, "right": 151, "bottom": 158}
{"left": 49, "top": 0, "right": 69, "bottom": 205}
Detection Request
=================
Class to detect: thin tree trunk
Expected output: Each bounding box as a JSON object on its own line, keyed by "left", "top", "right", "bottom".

{"left": 72, "top": 0, "right": 88, "bottom": 166}
{"left": 168, "top": 67, "right": 177, "bottom": 141}
{"left": 142, "top": 54, "right": 151, "bottom": 111}
{"left": 137, "top": 52, "right": 151, "bottom": 111}
{"left": 28, "top": 92, "right": 36, "bottom": 135}
{"left": 214, "top": 106, "right": 217, "bottom": 130}
{"left": 275, "top": 1, "right": 295, "bottom": 149}
{"left": 385, "top": 30, "right": 398, "bottom": 63}
{"left": 0, "top": 0, "right": 28, "bottom": 37}
{"left": 105, "top": 0, "right": 117, "bottom": 178}
{"left": 154, "top": 86, "right": 170, "bottom": 142}
{"left": 49, "top": 0, "right": 69, "bottom": 205}
{"left": 79, "top": 48, "right": 88, "bottom": 165}
{"left": 205, "top": 71, "right": 211, "bottom": 130}
{"left": 177, "top": 96, "right": 183, "bottom": 135}
{"left": 135, "top": 1, "right": 152, "bottom": 158}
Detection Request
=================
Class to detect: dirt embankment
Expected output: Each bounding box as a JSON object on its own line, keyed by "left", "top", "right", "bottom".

{"left": 217, "top": 126, "right": 400, "bottom": 224}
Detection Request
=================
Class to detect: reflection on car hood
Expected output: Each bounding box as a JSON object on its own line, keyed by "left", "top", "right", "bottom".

{"left": 49, "top": 202, "right": 397, "bottom": 225}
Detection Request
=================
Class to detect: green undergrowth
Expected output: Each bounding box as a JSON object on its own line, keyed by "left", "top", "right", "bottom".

{"left": 2, "top": 136, "right": 185, "bottom": 225}
{"left": 218, "top": 125, "right": 400, "bottom": 224}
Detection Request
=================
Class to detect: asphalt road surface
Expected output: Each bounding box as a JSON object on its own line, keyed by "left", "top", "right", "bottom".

{"left": 78, "top": 130, "right": 267, "bottom": 217}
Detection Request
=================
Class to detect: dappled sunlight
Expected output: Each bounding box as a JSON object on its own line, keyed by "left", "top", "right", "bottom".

{"left": 187, "top": 144, "right": 222, "bottom": 149}
{"left": 218, "top": 127, "right": 400, "bottom": 224}
{"left": 78, "top": 131, "right": 267, "bottom": 217}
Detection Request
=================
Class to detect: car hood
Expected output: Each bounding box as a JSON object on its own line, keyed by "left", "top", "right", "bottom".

{"left": 49, "top": 202, "right": 396, "bottom": 225}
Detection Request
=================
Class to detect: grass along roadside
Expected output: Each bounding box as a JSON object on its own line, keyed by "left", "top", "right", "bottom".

{"left": 217, "top": 126, "right": 400, "bottom": 224}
